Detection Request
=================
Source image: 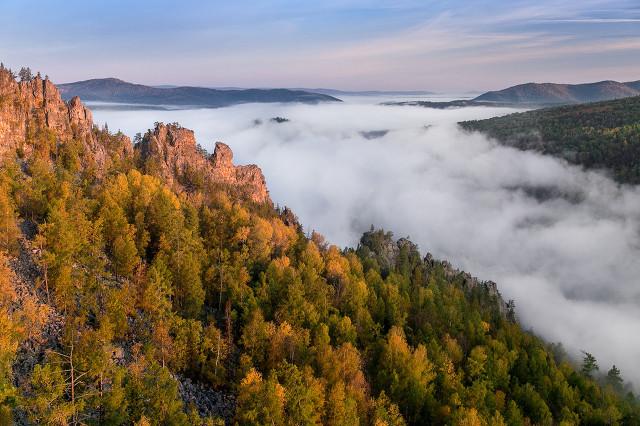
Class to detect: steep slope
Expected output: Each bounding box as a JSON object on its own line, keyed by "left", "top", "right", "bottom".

{"left": 0, "top": 65, "right": 270, "bottom": 204}
{"left": 1, "top": 66, "right": 639, "bottom": 425}
{"left": 460, "top": 95, "right": 640, "bottom": 183}
{"left": 0, "top": 67, "right": 126, "bottom": 169}
{"left": 474, "top": 80, "right": 640, "bottom": 104}
{"left": 58, "top": 78, "right": 341, "bottom": 107}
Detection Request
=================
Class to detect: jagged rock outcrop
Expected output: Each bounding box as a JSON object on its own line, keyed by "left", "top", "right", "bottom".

{"left": 0, "top": 67, "right": 269, "bottom": 203}
{"left": 425, "top": 253, "right": 508, "bottom": 314}
{"left": 0, "top": 66, "right": 131, "bottom": 170}
{"left": 136, "top": 122, "right": 270, "bottom": 203}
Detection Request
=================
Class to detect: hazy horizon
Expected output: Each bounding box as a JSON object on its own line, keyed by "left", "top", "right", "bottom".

{"left": 1, "top": 0, "right": 639, "bottom": 92}
{"left": 45, "top": 75, "right": 640, "bottom": 94}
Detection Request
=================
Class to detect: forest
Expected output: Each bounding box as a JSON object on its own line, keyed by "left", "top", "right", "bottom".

{"left": 460, "top": 96, "right": 640, "bottom": 184}
{"left": 0, "top": 81, "right": 639, "bottom": 425}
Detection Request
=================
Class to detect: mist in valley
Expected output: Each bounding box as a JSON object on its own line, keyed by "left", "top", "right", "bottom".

{"left": 91, "top": 98, "right": 640, "bottom": 386}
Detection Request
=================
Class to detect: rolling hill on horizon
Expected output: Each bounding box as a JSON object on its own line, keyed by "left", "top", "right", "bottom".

{"left": 59, "top": 76, "right": 640, "bottom": 110}
{"left": 384, "top": 79, "right": 640, "bottom": 109}
{"left": 58, "top": 77, "right": 341, "bottom": 107}
{"left": 473, "top": 79, "right": 640, "bottom": 105}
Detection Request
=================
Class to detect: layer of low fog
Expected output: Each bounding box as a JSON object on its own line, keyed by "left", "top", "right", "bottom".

{"left": 91, "top": 98, "right": 640, "bottom": 386}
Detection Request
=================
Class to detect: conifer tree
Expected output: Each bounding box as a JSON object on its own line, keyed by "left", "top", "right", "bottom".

{"left": 607, "top": 365, "right": 623, "bottom": 391}
{"left": 581, "top": 352, "right": 599, "bottom": 378}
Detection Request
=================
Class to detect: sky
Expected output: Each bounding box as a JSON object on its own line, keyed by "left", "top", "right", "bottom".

{"left": 90, "top": 99, "right": 640, "bottom": 385}
{"left": 0, "top": 0, "right": 639, "bottom": 91}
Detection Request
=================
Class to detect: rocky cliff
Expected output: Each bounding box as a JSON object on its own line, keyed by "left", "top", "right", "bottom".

{"left": 0, "top": 66, "right": 116, "bottom": 166}
{"left": 136, "top": 123, "right": 270, "bottom": 203}
{"left": 0, "top": 69, "right": 90, "bottom": 140}
{"left": 0, "top": 66, "right": 269, "bottom": 204}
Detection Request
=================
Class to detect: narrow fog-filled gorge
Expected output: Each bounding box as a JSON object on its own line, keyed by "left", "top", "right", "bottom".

{"left": 93, "top": 98, "right": 640, "bottom": 386}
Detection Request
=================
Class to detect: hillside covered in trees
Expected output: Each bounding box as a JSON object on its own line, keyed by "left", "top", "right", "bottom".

{"left": 459, "top": 96, "right": 640, "bottom": 184}
{"left": 473, "top": 80, "right": 640, "bottom": 105}
{"left": 1, "top": 65, "right": 639, "bottom": 425}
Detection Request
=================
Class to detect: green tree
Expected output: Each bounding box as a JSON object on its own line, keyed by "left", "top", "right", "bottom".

{"left": 0, "top": 254, "right": 20, "bottom": 424}
{"left": 606, "top": 365, "right": 623, "bottom": 391}
{"left": 376, "top": 326, "right": 436, "bottom": 423}
{"left": 236, "top": 368, "right": 286, "bottom": 426}
{"left": 18, "top": 66, "right": 33, "bottom": 81}
{"left": 325, "top": 382, "right": 360, "bottom": 426}
{"left": 111, "top": 229, "right": 138, "bottom": 278}
{"left": 0, "top": 182, "right": 19, "bottom": 254}
{"left": 371, "top": 391, "right": 406, "bottom": 426}
{"left": 278, "top": 363, "right": 325, "bottom": 425}
{"left": 172, "top": 251, "right": 205, "bottom": 318}
{"left": 141, "top": 255, "right": 173, "bottom": 319}
{"left": 24, "top": 363, "right": 74, "bottom": 425}
{"left": 126, "top": 357, "right": 189, "bottom": 425}
{"left": 581, "top": 352, "right": 599, "bottom": 379}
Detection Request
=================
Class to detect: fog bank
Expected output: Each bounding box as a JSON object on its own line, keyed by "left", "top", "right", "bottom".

{"left": 91, "top": 99, "right": 640, "bottom": 385}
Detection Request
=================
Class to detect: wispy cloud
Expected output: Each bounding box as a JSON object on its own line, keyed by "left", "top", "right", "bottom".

{"left": 0, "top": 0, "right": 638, "bottom": 90}
{"left": 537, "top": 18, "right": 640, "bottom": 23}
{"left": 277, "top": 0, "right": 640, "bottom": 89}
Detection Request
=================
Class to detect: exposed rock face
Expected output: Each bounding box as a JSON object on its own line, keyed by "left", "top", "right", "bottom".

{"left": 211, "top": 141, "right": 233, "bottom": 168}
{"left": 67, "top": 95, "right": 93, "bottom": 134}
{"left": 425, "top": 253, "right": 508, "bottom": 315}
{"left": 0, "top": 67, "right": 269, "bottom": 203}
{"left": 0, "top": 66, "right": 128, "bottom": 169}
{"left": 137, "top": 123, "right": 270, "bottom": 204}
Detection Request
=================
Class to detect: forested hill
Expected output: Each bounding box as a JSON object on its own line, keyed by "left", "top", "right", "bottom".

{"left": 460, "top": 96, "right": 640, "bottom": 184}
{"left": 1, "top": 64, "right": 639, "bottom": 425}
{"left": 58, "top": 78, "right": 341, "bottom": 107}
{"left": 384, "top": 80, "right": 640, "bottom": 110}
{"left": 473, "top": 80, "right": 640, "bottom": 105}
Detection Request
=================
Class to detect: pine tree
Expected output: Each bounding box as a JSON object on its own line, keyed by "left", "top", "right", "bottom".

{"left": 581, "top": 352, "right": 599, "bottom": 378}
{"left": 172, "top": 252, "right": 204, "bottom": 318}
{"left": 141, "top": 255, "right": 173, "bottom": 319}
{"left": 0, "top": 253, "right": 20, "bottom": 424}
{"left": 111, "top": 229, "right": 138, "bottom": 278}
{"left": 0, "top": 183, "right": 19, "bottom": 254}
{"left": 606, "top": 365, "right": 623, "bottom": 390}
{"left": 18, "top": 67, "right": 33, "bottom": 82}
{"left": 24, "top": 363, "right": 74, "bottom": 425}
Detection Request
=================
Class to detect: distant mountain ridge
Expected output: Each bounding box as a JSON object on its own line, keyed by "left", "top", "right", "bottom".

{"left": 58, "top": 78, "right": 341, "bottom": 107}
{"left": 384, "top": 79, "right": 640, "bottom": 109}
{"left": 474, "top": 80, "right": 640, "bottom": 104}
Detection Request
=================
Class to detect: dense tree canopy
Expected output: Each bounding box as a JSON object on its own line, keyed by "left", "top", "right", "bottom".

{"left": 460, "top": 96, "right": 640, "bottom": 184}
{"left": 0, "top": 115, "right": 638, "bottom": 425}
